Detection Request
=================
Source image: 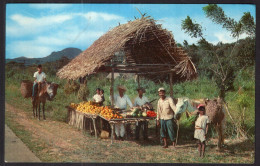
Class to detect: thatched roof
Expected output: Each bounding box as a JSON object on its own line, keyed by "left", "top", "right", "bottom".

{"left": 57, "top": 16, "right": 197, "bottom": 83}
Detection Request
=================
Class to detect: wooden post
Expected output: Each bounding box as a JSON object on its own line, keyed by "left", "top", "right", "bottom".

{"left": 111, "top": 68, "right": 115, "bottom": 108}
{"left": 110, "top": 123, "right": 115, "bottom": 144}
{"left": 92, "top": 118, "right": 98, "bottom": 139}
{"left": 169, "top": 72, "right": 173, "bottom": 98}
{"left": 137, "top": 75, "right": 140, "bottom": 88}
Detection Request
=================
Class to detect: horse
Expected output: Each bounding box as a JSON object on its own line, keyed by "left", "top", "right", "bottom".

{"left": 173, "top": 97, "right": 226, "bottom": 149}
{"left": 32, "top": 82, "right": 59, "bottom": 120}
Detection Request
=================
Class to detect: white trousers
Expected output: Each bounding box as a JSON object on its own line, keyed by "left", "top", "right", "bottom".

{"left": 115, "top": 123, "right": 125, "bottom": 137}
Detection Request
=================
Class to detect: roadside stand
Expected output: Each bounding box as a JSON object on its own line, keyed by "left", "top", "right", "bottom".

{"left": 57, "top": 16, "right": 197, "bottom": 144}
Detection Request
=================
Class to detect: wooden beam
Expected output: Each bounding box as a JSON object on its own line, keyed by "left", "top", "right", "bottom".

{"left": 137, "top": 75, "right": 140, "bottom": 88}
{"left": 111, "top": 68, "right": 115, "bottom": 108}
{"left": 170, "top": 72, "right": 173, "bottom": 98}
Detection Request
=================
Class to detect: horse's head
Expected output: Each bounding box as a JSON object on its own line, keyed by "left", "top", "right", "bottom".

{"left": 46, "top": 82, "right": 59, "bottom": 101}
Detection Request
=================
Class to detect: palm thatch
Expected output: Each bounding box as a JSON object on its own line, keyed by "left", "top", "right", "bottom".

{"left": 57, "top": 16, "right": 197, "bottom": 82}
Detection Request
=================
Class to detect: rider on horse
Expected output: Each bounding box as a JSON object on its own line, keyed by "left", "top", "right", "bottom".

{"left": 32, "top": 64, "right": 46, "bottom": 101}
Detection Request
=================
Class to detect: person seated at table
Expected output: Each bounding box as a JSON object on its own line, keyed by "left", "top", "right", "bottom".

{"left": 100, "top": 89, "right": 105, "bottom": 105}
{"left": 134, "top": 87, "right": 149, "bottom": 141}
{"left": 93, "top": 88, "right": 102, "bottom": 104}
{"left": 110, "top": 85, "right": 133, "bottom": 141}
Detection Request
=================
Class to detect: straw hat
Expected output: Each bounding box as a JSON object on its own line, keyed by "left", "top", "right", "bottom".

{"left": 117, "top": 85, "right": 126, "bottom": 91}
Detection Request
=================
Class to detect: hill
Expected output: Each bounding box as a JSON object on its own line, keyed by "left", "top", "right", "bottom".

{"left": 5, "top": 48, "right": 82, "bottom": 65}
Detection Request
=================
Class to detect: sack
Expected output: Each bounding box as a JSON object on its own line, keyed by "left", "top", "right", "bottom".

{"left": 20, "top": 80, "right": 33, "bottom": 98}
{"left": 100, "top": 130, "right": 109, "bottom": 139}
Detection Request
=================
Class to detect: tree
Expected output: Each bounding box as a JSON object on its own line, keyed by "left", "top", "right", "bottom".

{"left": 181, "top": 4, "right": 255, "bottom": 100}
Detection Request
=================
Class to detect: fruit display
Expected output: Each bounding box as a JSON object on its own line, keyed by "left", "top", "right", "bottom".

{"left": 99, "top": 106, "right": 123, "bottom": 120}
{"left": 69, "top": 102, "right": 123, "bottom": 120}
{"left": 147, "top": 110, "right": 157, "bottom": 117}
{"left": 74, "top": 101, "right": 102, "bottom": 115}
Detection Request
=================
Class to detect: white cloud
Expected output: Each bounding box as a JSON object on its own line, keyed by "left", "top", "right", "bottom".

{"left": 7, "top": 41, "right": 55, "bottom": 58}
{"left": 29, "top": 4, "right": 70, "bottom": 10}
{"left": 79, "top": 12, "right": 125, "bottom": 22}
{"left": 6, "top": 14, "right": 73, "bottom": 37}
{"left": 10, "top": 14, "right": 72, "bottom": 27}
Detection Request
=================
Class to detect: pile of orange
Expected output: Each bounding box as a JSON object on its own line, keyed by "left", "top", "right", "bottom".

{"left": 99, "top": 106, "right": 123, "bottom": 120}
{"left": 75, "top": 101, "right": 102, "bottom": 115}
{"left": 70, "top": 102, "right": 123, "bottom": 120}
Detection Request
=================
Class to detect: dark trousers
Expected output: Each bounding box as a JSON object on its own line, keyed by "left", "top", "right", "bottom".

{"left": 135, "top": 121, "right": 148, "bottom": 139}
{"left": 160, "top": 118, "right": 176, "bottom": 142}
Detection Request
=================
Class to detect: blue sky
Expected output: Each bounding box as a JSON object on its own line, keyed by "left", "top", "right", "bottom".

{"left": 6, "top": 4, "right": 255, "bottom": 59}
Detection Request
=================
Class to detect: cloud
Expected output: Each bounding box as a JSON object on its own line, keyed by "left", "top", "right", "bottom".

{"left": 6, "top": 11, "right": 126, "bottom": 38}
{"left": 6, "top": 41, "right": 55, "bottom": 59}
{"left": 79, "top": 12, "right": 125, "bottom": 22}
{"left": 6, "top": 14, "right": 73, "bottom": 37}
{"left": 29, "top": 4, "right": 70, "bottom": 10}
{"left": 10, "top": 14, "right": 72, "bottom": 27}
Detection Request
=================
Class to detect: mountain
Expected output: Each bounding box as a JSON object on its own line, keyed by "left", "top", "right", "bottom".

{"left": 6, "top": 48, "right": 82, "bottom": 65}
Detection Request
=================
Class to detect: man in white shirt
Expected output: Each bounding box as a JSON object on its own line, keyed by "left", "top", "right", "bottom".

{"left": 110, "top": 85, "right": 133, "bottom": 140}
{"left": 32, "top": 65, "right": 46, "bottom": 99}
{"left": 156, "top": 87, "right": 177, "bottom": 148}
{"left": 134, "top": 87, "right": 149, "bottom": 140}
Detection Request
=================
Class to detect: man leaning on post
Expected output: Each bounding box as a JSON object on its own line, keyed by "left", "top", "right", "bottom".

{"left": 156, "top": 87, "right": 177, "bottom": 148}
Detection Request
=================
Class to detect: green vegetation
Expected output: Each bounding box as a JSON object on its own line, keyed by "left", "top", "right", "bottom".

{"left": 5, "top": 56, "right": 255, "bottom": 139}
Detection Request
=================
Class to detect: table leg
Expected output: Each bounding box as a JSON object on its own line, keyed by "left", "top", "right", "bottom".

{"left": 124, "top": 123, "right": 127, "bottom": 140}
{"left": 110, "top": 123, "right": 115, "bottom": 144}
{"left": 92, "top": 118, "right": 97, "bottom": 139}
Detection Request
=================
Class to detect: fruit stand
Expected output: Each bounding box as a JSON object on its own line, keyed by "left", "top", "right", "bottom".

{"left": 57, "top": 17, "right": 198, "bottom": 144}
{"left": 67, "top": 102, "right": 157, "bottom": 143}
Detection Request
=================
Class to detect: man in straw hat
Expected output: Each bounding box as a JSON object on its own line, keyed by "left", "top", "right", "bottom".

{"left": 110, "top": 85, "right": 133, "bottom": 141}
{"left": 134, "top": 87, "right": 149, "bottom": 140}
{"left": 157, "top": 87, "right": 177, "bottom": 148}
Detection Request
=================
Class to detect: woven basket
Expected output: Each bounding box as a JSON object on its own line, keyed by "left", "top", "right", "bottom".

{"left": 20, "top": 80, "right": 33, "bottom": 98}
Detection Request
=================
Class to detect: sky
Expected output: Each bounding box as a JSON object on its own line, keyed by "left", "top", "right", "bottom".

{"left": 5, "top": 4, "right": 255, "bottom": 59}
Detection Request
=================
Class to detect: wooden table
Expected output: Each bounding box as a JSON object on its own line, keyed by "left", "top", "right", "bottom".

{"left": 99, "top": 116, "right": 156, "bottom": 144}
{"left": 66, "top": 106, "right": 156, "bottom": 143}
{"left": 66, "top": 106, "right": 99, "bottom": 138}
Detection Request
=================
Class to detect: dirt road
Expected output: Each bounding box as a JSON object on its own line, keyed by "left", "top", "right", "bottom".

{"left": 5, "top": 102, "right": 254, "bottom": 163}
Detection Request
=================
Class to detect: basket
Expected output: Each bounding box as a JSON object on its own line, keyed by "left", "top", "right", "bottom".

{"left": 20, "top": 80, "right": 33, "bottom": 98}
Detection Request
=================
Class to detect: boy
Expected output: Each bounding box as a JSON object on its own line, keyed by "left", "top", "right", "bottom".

{"left": 32, "top": 65, "right": 46, "bottom": 100}
{"left": 194, "top": 104, "right": 210, "bottom": 158}
{"left": 93, "top": 88, "right": 102, "bottom": 103}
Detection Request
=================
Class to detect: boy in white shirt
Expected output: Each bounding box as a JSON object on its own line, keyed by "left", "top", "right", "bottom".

{"left": 194, "top": 104, "right": 210, "bottom": 158}
{"left": 93, "top": 88, "right": 102, "bottom": 103}
{"left": 32, "top": 65, "right": 46, "bottom": 99}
